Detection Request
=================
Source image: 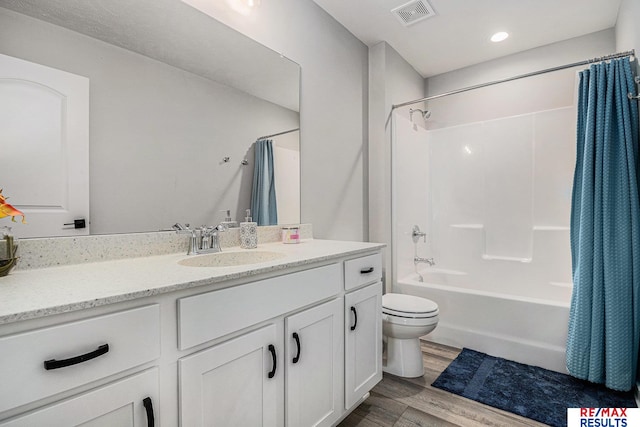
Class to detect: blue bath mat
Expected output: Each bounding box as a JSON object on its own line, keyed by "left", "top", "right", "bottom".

{"left": 431, "top": 348, "right": 636, "bottom": 427}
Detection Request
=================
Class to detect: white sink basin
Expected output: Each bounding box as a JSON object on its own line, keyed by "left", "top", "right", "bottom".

{"left": 178, "top": 250, "right": 286, "bottom": 267}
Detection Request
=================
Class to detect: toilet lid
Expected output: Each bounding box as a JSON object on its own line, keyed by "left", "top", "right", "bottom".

{"left": 382, "top": 293, "right": 438, "bottom": 318}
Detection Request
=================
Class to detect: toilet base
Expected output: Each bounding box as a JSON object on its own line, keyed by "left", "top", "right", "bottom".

{"left": 383, "top": 336, "right": 424, "bottom": 378}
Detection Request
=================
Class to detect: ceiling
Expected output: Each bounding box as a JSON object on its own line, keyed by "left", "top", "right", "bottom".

{"left": 311, "top": 0, "right": 622, "bottom": 77}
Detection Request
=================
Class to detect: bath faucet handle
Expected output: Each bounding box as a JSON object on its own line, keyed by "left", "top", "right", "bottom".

{"left": 412, "top": 225, "right": 427, "bottom": 243}
{"left": 175, "top": 225, "right": 199, "bottom": 255}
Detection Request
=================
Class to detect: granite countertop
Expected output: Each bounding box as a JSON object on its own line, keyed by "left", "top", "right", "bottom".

{"left": 0, "top": 239, "right": 384, "bottom": 325}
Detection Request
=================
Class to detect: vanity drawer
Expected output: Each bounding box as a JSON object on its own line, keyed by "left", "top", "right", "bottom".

{"left": 178, "top": 263, "right": 342, "bottom": 350}
{"left": 344, "top": 253, "right": 382, "bottom": 291}
{"left": 0, "top": 304, "right": 160, "bottom": 413}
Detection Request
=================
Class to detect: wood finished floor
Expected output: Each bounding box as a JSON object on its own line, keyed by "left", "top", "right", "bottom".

{"left": 338, "top": 341, "right": 549, "bottom": 427}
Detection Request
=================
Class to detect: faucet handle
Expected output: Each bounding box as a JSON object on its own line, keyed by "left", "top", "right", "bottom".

{"left": 175, "top": 223, "right": 195, "bottom": 236}
{"left": 412, "top": 225, "right": 427, "bottom": 243}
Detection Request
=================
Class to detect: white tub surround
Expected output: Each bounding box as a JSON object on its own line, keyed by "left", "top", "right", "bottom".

{"left": 0, "top": 237, "right": 384, "bottom": 426}
{"left": 398, "top": 273, "right": 569, "bottom": 373}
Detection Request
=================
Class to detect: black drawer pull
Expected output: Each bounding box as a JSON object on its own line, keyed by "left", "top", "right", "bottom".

{"left": 143, "top": 397, "right": 155, "bottom": 427}
{"left": 360, "top": 267, "right": 374, "bottom": 274}
{"left": 44, "top": 344, "right": 109, "bottom": 370}
{"left": 268, "top": 344, "right": 277, "bottom": 378}
{"left": 292, "top": 332, "right": 301, "bottom": 364}
{"left": 350, "top": 306, "right": 358, "bottom": 331}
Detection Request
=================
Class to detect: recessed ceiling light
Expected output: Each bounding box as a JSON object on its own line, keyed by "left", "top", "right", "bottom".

{"left": 226, "top": 0, "right": 261, "bottom": 15}
{"left": 490, "top": 31, "right": 509, "bottom": 42}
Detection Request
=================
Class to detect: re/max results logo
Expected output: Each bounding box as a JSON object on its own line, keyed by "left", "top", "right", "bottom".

{"left": 567, "top": 408, "right": 640, "bottom": 427}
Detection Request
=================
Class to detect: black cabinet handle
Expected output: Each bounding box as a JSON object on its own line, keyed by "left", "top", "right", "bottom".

{"left": 360, "top": 267, "right": 374, "bottom": 274}
{"left": 143, "top": 397, "right": 155, "bottom": 427}
{"left": 292, "top": 332, "right": 301, "bottom": 364}
{"left": 268, "top": 344, "right": 277, "bottom": 378}
{"left": 44, "top": 344, "right": 109, "bottom": 370}
{"left": 350, "top": 306, "right": 358, "bottom": 331}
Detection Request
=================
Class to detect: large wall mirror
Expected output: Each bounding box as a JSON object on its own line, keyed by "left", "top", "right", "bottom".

{"left": 0, "top": 0, "right": 300, "bottom": 238}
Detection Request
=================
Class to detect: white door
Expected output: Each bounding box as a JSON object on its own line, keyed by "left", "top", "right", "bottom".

{"left": 345, "top": 282, "right": 383, "bottom": 409}
{"left": 179, "top": 324, "right": 280, "bottom": 427}
{"left": 285, "top": 298, "right": 343, "bottom": 427}
{"left": 0, "top": 53, "right": 89, "bottom": 238}
{"left": 0, "top": 368, "right": 158, "bottom": 427}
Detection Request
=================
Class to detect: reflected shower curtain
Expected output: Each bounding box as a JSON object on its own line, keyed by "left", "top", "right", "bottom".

{"left": 567, "top": 58, "right": 640, "bottom": 391}
{"left": 251, "top": 139, "right": 278, "bottom": 226}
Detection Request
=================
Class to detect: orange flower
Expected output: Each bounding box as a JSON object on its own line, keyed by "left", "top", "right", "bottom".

{"left": 0, "top": 189, "right": 26, "bottom": 224}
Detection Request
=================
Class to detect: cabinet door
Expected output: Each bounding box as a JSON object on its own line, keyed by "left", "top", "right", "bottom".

{"left": 344, "top": 282, "right": 383, "bottom": 409}
{"left": 179, "top": 324, "right": 280, "bottom": 427}
{"left": 285, "top": 298, "right": 343, "bottom": 427}
{"left": 0, "top": 368, "right": 158, "bottom": 427}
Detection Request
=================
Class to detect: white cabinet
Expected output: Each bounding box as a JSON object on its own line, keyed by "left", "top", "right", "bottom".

{"left": 179, "top": 299, "right": 345, "bottom": 427}
{"left": 179, "top": 325, "right": 280, "bottom": 427}
{"left": 344, "top": 282, "right": 383, "bottom": 409}
{"left": 285, "top": 298, "right": 343, "bottom": 427}
{"left": 0, "top": 249, "right": 383, "bottom": 426}
{"left": 0, "top": 368, "right": 159, "bottom": 427}
{"left": 0, "top": 305, "right": 160, "bottom": 414}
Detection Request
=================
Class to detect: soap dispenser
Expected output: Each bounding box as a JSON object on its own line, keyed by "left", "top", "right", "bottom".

{"left": 240, "top": 209, "right": 257, "bottom": 249}
{"left": 220, "top": 209, "right": 239, "bottom": 228}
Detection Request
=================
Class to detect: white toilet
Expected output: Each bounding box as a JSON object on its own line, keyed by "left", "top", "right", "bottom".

{"left": 382, "top": 293, "right": 439, "bottom": 378}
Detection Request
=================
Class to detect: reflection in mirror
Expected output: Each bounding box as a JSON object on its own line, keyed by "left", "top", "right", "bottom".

{"left": 0, "top": 0, "right": 300, "bottom": 238}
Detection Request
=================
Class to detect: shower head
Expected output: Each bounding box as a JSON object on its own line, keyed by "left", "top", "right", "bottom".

{"left": 410, "top": 108, "right": 431, "bottom": 121}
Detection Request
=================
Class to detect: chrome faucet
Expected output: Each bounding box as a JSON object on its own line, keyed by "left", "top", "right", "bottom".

{"left": 174, "top": 224, "right": 199, "bottom": 255}
{"left": 414, "top": 256, "right": 435, "bottom": 267}
{"left": 174, "top": 223, "right": 227, "bottom": 255}
{"left": 203, "top": 224, "right": 226, "bottom": 253}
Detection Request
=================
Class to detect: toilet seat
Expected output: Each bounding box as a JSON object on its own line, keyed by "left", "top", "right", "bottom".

{"left": 382, "top": 293, "right": 439, "bottom": 319}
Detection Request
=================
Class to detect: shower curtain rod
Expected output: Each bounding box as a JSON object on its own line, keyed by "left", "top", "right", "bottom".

{"left": 256, "top": 128, "right": 300, "bottom": 141}
{"left": 392, "top": 50, "right": 636, "bottom": 110}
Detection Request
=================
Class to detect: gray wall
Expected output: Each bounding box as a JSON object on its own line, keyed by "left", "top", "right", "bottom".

{"left": 426, "top": 29, "right": 616, "bottom": 96}
{"left": 199, "top": 0, "right": 370, "bottom": 241}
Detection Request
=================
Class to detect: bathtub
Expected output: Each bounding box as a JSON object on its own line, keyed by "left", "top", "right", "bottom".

{"left": 397, "top": 270, "right": 570, "bottom": 373}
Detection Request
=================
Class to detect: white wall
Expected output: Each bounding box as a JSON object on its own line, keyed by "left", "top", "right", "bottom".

{"left": 393, "top": 114, "right": 430, "bottom": 283}
{"left": 273, "top": 132, "right": 301, "bottom": 225}
{"left": 187, "top": 0, "right": 369, "bottom": 241}
{"left": 368, "top": 42, "right": 425, "bottom": 288}
{"left": 0, "top": 7, "right": 299, "bottom": 234}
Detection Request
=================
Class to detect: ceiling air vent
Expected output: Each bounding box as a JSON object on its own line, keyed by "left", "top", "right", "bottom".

{"left": 391, "top": 0, "right": 436, "bottom": 27}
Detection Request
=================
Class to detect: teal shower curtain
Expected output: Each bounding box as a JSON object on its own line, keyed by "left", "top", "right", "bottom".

{"left": 250, "top": 139, "right": 278, "bottom": 226}
{"left": 567, "top": 58, "right": 640, "bottom": 391}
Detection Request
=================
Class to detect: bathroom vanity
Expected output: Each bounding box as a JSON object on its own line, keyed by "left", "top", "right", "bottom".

{"left": 0, "top": 238, "right": 383, "bottom": 426}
